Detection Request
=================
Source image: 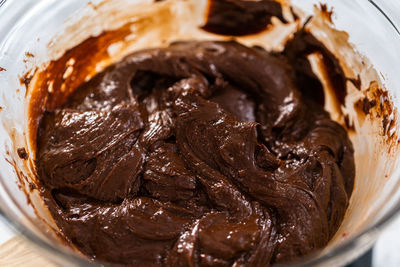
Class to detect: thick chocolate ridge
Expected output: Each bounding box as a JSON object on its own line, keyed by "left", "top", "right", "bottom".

{"left": 36, "top": 39, "right": 354, "bottom": 266}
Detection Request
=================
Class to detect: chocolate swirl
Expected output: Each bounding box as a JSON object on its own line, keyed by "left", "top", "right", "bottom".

{"left": 37, "top": 40, "right": 354, "bottom": 266}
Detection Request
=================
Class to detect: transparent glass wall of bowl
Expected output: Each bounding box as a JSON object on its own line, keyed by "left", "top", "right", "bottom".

{"left": 368, "top": 0, "right": 400, "bottom": 34}
{"left": 0, "top": 0, "right": 399, "bottom": 266}
{"left": 292, "top": 0, "right": 400, "bottom": 209}
{"left": 293, "top": 0, "right": 400, "bottom": 225}
{"left": 0, "top": 1, "right": 100, "bottom": 266}
{"left": 292, "top": 0, "right": 400, "bottom": 266}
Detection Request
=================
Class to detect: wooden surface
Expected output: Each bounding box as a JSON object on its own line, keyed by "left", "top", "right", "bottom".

{"left": 0, "top": 236, "right": 55, "bottom": 266}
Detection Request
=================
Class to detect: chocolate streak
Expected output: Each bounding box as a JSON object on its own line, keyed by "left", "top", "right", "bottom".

{"left": 201, "top": 0, "right": 286, "bottom": 36}
{"left": 36, "top": 39, "right": 354, "bottom": 266}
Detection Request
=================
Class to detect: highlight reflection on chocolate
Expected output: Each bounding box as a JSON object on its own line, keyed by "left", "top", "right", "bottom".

{"left": 33, "top": 0, "right": 355, "bottom": 266}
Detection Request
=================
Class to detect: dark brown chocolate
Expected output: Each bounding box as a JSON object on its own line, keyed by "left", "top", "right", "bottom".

{"left": 36, "top": 39, "right": 354, "bottom": 266}
{"left": 17, "top": 147, "right": 29, "bottom": 160}
{"left": 201, "top": 0, "right": 286, "bottom": 36}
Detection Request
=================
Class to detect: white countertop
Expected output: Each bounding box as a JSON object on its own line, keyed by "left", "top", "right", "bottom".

{"left": 373, "top": 213, "right": 400, "bottom": 267}
{"left": 0, "top": 220, "right": 14, "bottom": 244}
{"left": 0, "top": 214, "right": 399, "bottom": 266}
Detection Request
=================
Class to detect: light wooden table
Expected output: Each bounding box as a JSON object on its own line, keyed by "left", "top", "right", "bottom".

{"left": 0, "top": 237, "right": 55, "bottom": 267}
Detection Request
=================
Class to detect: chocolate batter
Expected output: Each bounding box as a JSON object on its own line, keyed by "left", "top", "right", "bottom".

{"left": 201, "top": 0, "right": 286, "bottom": 36}
{"left": 35, "top": 38, "right": 355, "bottom": 266}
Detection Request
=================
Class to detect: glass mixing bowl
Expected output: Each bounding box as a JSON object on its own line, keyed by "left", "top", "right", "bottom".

{"left": 0, "top": 0, "right": 400, "bottom": 266}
